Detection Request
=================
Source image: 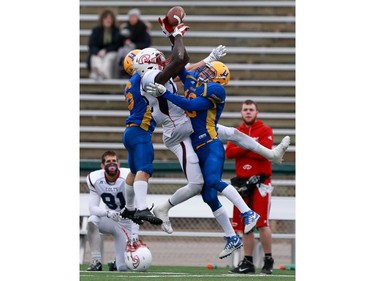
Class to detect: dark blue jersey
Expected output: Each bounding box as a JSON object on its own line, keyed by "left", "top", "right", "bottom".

{"left": 163, "top": 68, "right": 226, "bottom": 149}
{"left": 124, "top": 73, "right": 156, "bottom": 133}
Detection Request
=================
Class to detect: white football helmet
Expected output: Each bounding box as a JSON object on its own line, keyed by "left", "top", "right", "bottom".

{"left": 133, "top": 47, "right": 167, "bottom": 77}
{"left": 125, "top": 243, "right": 152, "bottom": 271}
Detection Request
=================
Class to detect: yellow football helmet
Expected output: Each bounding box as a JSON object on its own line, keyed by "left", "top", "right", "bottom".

{"left": 123, "top": 49, "right": 141, "bottom": 76}
{"left": 198, "top": 61, "right": 230, "bottom": 86}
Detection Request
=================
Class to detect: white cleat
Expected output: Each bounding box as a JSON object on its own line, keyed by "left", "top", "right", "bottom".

{"left": 219, "top": 235, "right": 243, "bottom": 259}
{"left": 242, "top": 210, "right": 260, "bottom": 234}
{"left": 153, "top": 205, "right": 173, "bottom": 234}
{"left": 271, "top": 136, "right": 290, "bottom": 164}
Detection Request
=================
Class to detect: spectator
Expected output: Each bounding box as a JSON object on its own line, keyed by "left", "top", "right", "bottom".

{"left": 87, "top": 9, "right": 121, "bottom": 80}
{"left": 117, "top": 8, "right": 152, "bottom": 78}
{"left": 226, "top": 100, "right": 275, "bottom": 274}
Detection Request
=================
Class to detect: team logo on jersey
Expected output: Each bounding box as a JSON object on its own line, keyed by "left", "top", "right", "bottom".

{"left": 198, "top": 133, "right": 207, "bottom": 139}
{"left": 105, "top": 187, "right": 119, "bottom": 192}
{"left": 243, "top": 164, "right": 252, "bottom": 170}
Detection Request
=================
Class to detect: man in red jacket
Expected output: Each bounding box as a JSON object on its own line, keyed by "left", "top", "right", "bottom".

{"left": 226, "top": 99, "right": 275, "bottom": 274}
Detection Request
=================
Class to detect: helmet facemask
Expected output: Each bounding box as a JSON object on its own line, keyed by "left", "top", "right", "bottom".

{"left": 196, "top": 61, "right": 230, "bottom": 85}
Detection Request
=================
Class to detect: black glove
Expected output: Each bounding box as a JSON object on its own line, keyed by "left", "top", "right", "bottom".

{"left": 231, "top": 177, "right": 255, "bottom": 197}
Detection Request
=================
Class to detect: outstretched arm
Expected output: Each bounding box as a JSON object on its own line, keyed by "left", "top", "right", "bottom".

{"left": 163, "top": 90, "right": 212, "bottom": 112}
{"left": 186, "top": 45, "right": 227, "bottom": 72}
{"left": 145, "top": 82, "right": 212, "bottom": 111}
{"left": 155, "top": 34, "right": 189, "bottom": 85}
{"left": 155, "top": 17, "right": 190, "bottom": 84}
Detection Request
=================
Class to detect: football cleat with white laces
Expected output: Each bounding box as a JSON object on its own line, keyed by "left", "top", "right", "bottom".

{"left": 219, "top": 235, "right": 243, "bottom": 259}
{"left": 87, "top": 259, "right": 102, "bottom": 271}
{"left": 242, "top": 210, "right": 260, "bottom": 234}
{"left": 152, "top": 205, "right": 173, "bottom": 234}
{"left": 271, "top": 136, "right": 290, "bottom": 164}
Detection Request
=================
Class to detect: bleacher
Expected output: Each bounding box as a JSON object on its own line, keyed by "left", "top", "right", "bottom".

{"left": 79, "top": 0, "right": 295, "bottom": 268}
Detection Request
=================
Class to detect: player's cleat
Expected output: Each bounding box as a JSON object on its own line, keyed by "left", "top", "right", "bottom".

{"left": 152, "top": 205, "right": 173, "bottom": 234}
{"left": 134, "top": 208, "right": 163, "bottom": 225}
{"left": 108, "top": 260, "right": 117, "bottom": 271}
{"left": 229, "top": 257, "right": 255, "bottom": 274}
{"left": 87, "top": 259, "right": 102, "bottom": 271}
{"left": 271, "top": 136, "right": 290, "bottom": 164}
{"left": 242, "top": 210, "right": 260, "bottom": 234}
{"left": 261, "top": 256, "right": 274, "bottom": 274}
{"left": 120, "top": 207, "right": 144, "bottom": 225}
{"left": 219, "top": 235, "right": 243, "bottom": 259}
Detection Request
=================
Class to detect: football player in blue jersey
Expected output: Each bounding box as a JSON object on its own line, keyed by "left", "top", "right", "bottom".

{"left": 120, "top": 49, "right": 161, "bottom": 225}
{"left": 145, "top": 61, "right": 265, "bottom": 258}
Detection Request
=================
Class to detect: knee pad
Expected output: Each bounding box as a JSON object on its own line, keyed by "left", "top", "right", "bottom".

{"left": 204, "top": 198, "right": 222, "bottom": 212}
{"left": 204, "top": 178, "right": 227, "bottom": 192}
{"left": 201, "top": 191, "right": 222, "bottom": 212}
{"left": 87, "top": 215, "right": 100, "bottom": 226}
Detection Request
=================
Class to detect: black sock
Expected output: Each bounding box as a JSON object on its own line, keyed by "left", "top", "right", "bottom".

{"left": 265, "top": 253, "right": 272, "bottom": 259}
{"left": 245, "top": 256, "right": 253, "bottom": 263}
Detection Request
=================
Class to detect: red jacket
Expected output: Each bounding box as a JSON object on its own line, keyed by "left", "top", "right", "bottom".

{"left": 226, "top": 120, "right": 273, "bottom": 179}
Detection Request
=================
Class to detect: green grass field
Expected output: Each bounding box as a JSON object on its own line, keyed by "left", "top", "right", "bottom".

{"left": 80, "top": 264, "right": 296, "bottom": 281}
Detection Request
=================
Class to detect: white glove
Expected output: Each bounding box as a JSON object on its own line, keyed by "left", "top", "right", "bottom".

{"left": 158, "top": 16, "right": 174, "bottom": 37}
{"left": 203, "top": 45, "right": 227, "bottom": 64}
{"left": 107, "top": 210, "right": 121, "bottom": 222}
{"left": 145, "top": 82, "right": 167, "bottom": 97}
{"left": 171, "top": 23, "right": 190, "bottom": 37}
{"left": 258, "top": 183, "right": 274, "bottom": 197}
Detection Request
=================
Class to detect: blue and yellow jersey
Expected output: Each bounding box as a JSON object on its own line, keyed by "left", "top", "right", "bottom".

{"left": 124, "top": 73, "right": 156, "bottom": 133}
{"left": 163, "top": 68, "right": 226, "bottom": 149}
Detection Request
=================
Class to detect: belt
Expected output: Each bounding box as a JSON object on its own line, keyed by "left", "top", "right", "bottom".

{"left": 195, "top": 138, "right": 216, "bottom": 150}
{"left": 126, "top": 123, "right": 138, "bottom": 128}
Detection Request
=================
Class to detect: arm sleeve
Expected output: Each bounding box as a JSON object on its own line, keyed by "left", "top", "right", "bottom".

{"left": 178, "top": 68, "right": 189, "bottom": 84}
{"left": 88, "top": 191, "right": 107, "bottom": 217}
{"left": 163, "top": 90, "right": 213, "bottom": 111}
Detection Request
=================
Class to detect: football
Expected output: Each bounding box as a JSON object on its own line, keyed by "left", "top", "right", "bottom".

{"left": 166, "top": 6, "right": 186, "bottom": 26}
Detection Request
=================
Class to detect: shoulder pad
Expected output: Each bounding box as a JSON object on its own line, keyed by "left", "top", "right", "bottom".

{"left": 88, "top": 169, "right": 105, "bottom": 184}
{"left": 205, "top": 83, "right": 226, "bottom": 103}
{"left": 141, "top": 70, "right": 161, "bottom": 89}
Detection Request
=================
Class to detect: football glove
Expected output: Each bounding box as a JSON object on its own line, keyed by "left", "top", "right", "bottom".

{"left": 247, "top": 175, "right": 261, "bottom": 186}
{"left": 145, "top": 82, "right": 167, "bottom": 97}
{"left": 107, "top": 210, "right": 121, "bottom": 222}
{"left": 158, "top": 16, "right": 174, "bottom": 37}
{"left": 171, "top": 23, "right": 190, "bottom": 37}
{"left": 203, "top": 45, "right": 227, "bottom": 64}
